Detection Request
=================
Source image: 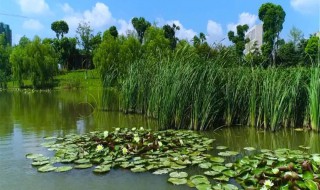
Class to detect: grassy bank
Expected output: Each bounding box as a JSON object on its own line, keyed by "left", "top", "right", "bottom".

{"left": 6, "top": 69, "right": 102, "bottom": 90}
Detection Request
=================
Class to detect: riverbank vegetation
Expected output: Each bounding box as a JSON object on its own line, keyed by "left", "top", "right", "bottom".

{"left": 0, "top": 3, "right": 319, "bottom": 131}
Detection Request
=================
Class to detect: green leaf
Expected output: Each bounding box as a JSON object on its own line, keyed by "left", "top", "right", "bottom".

{"left": 305, "top": 180, "right": 318, "bottom": 190}
{"left": 210, "top": 157, "right": 225, "bottom": 163}
{"left": 55, "top": 166, "right": 73, "bottom": 172}
{"left": 169, "top": 171, "right": 188, "bottom": 178}
{"left": 38, "top": 164, "right": 57, "bottom": 172}
{"left": 303, "top": 171, "right": 314, "bottom": 180}
{"left": 168, "top": 178, "right": 187, "bottom": 185}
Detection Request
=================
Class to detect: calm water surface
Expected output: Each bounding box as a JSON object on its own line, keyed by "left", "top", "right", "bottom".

{"left": 0, "top": 90, "right": 320, "bottom": 190}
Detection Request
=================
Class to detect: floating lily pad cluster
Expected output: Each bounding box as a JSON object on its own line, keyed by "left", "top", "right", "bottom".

{"left": 26, "top": 128, "right": 214, "bottom": 175}
{"left": 26, "top": 129, "right": 320, "bottom": 190}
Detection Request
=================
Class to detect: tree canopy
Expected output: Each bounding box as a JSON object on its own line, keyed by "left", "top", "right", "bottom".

{"left": 51, "top": 20, "right": 69, "bottom": 39}
{"left": 131, "top": 17, "right": 151, "bottom": 43}
{"left": 228, "top": 24, "right": 250, "bottom": 59}
{"left": 258, "top": 3, "right": 286, "bottom": 65}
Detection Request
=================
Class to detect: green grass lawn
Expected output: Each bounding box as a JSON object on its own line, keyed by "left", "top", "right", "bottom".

{"left": 6, "top": 69, "right": 102, "bottom": 90}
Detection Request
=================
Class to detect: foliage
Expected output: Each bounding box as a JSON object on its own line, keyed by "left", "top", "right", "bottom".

{"left": 227, "top": 24, "right": 250, "bottom": 59}
{"left": 10, "top": 36, "right": 58, "bottom": 88}
{"left": 277, "top": 41, "right": 300, "bottom": 66}
{"left": 109, "top": 26, "right": 118, "bottom": 38}
{"left": 259, "top": 3, "right": 286, "bottom": 65}
{"left": 0, "top": 34, "right": 11, "bottom": 88}
{"left": 305, "top": 35, "right": 319, "bottom": 64}
{"left": 163, "top": 23, "right": 180, "bottom": 49}
{"left": 131, "top": 17, "right": 151, "bottom": 43}
{"left": 51, "top": 20, "right": 69, "bottom": 39}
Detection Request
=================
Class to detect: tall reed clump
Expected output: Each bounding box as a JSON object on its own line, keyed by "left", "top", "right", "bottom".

{"left": 101, "top": 46, "right": 312, "bottom": 131}
{"left": 308, "top": 67, "right": 320, "bottom": 131}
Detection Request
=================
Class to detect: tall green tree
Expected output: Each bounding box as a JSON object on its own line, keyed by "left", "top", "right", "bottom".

{"left": 163, "top": 23, "right": 180, "bottom": 49}
{"left": 51, "top": 20, "right": 69, "bottom": 39}
{"left": 143, "top": 26, "right": 170, "bottom": 57}
{"left": 131, "top": 17, "right": 151, "bottom": 43}
{"left": 10, "top": 36, "right": 58, "bottom": 88}
{"left": 288, "top": 26, "right": 303, "bottom": 50}
{"left": 76, "top": 22, "right": 101, "bottom": 69}
{"left": 109, "top": 26, "right": 118, "bottom": 39}
{"left": 0, "top": 34, "right": 11, "bottom": 88}
{"left": 305, "top": 35, "right": 320, "bottom": 65}
{"left": 228, "top": 24, "right": 250, "bottom": 59}
{"left": 258, "top": 3, "right": 286, "bottom": 65}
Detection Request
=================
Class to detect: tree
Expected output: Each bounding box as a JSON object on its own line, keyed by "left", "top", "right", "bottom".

{"left": 305, "top": 35, "right": 320, "bottom": 65}
{"left": 277, "top": 41, "right": 299, "bottom": 66}
{"left": 143, "top": 26, "right": 170, "bottom": 57}
{"left": 258, "top": 3, "right": 286, "bottom": 65}
{"left": 228, "top": 24, "right": 250, "bottom": 59}
{"left": 76, "top": 22, "right": 102, "bottom": 69}
{"left": 10, "top": 36, "right": 58, "bottom": 88}
{"left": 288, "top": 26, "right": 303, "bottom": 50}
{"left": 163, "top": 24, "right": 180, "bottom": 49}
{"left": 131, "top": 17, "right": 151, "bottom": 43}
{"left": 51, "top": 20, "right": 69, "bottom": 39}
{"left": 0, "top": 34, "right": 11, "bottom": 88}
{"left": 109, "top": 26, "right": 118, "bottom": 39}
{"left": 192, "top": 33, "right": 216, "bottom": 60}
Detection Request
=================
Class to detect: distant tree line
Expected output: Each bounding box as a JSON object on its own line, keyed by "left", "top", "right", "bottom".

{"left": 0, "top": 3, "right": 318, "bottom": 89}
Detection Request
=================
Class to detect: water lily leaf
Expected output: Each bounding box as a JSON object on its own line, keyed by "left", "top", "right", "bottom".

{"left": 196, "top": 183, "right": 212, "bottom": 190}
{"left": 294, "top": 128, "right": 304, "bottom": 131}
{"left": 243, "top": 147, "right": 256, "bottom": 151}
{"left": 168, "top": 178, "right": 187, "bottom": 185}
{"left": 299, "top": 145, "right": 310, "bottom": 150}
{"left": 190, "top": 176, "right": 210, "bottom": 185}
{"left": 55, "top": 166, "right": 73, "bottom": 172}
{"left": 214, "top": 175, "right": 229, "bottom": 182}
{"left": 204, "top": 171, "right": 220, "bottom": 177}
{"left": 223, "top": 184, "right": 238, "bottom": 190}
{"left": 170, "top": 164, "right": 186, "bottom": 170}
{"left": 26, "top": 153, "right": 43, "bottom": 159}
{"left": 199, "top": 162, "right": 212, "bottom": 169}
{"left": 169, "top": 171, "right": 188, "bottom": 178}
{"left": 212, "top": 165, "right": 227, "bottom": 172}
{"left": 32, "top": 161, "right": 50, "bottom": 166}
{"left": 74, "top": 163, "right": 93, "bottom": 169}
{"left": 93, "top": 165, "right": 111, "bottom": 173}
{"left": 223, "top": 170, "right": 236, "bottom": 177}
{"left": 131, "top": 166, "right": 146, "bottom": 173}
{"left": 218, "top": 151, "right": 239, "bottom": 157}
{"left": 216, "top": 146, "right": 228, "bottom": 150}
{"left": 210, "top": 157, "right": 225, "bottom": 163}
{"left": 38, "top": 164, "right": 57, "bottom": 172}
{"left": 153, "top": 168, "right": 172, "bottom": 175}
{"left": 305, "top": 179, "right": 318, "bottom": 190}
{"left": 74, "top": 159, "right": 90, "bottom": 164}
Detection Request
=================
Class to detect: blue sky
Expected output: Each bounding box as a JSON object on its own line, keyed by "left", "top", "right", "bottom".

{"left": 0, "top": 0, "right": 319, "bottom": 45}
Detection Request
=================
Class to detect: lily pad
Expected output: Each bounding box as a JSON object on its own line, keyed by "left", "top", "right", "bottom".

{"left": 204, "top": 170, "right": 220, "bottom": 177}
{"left": 153, "top": 168, "right": 172, "bottom": 175}
{"left": 55, "top": 166, "right": 73, "bottom": 172}
{"left": 26, "top": 153, "right": 43, "bottom": 159}
{"left": 38, "top": 164, "right": 57, "bottom": 172}
{"left": 243, "top": 147, "right": 256, "bottom": 151}
{"left": 74, "top": 163, "right": 93, "bottom": 169}
{"left": 199, "top": 162, "right": 212, "bottom": 169}
{"left": 169, "top": 171, "right": 188, "bottom": 178}
{"left": 168, "top": 178, "right": 187, "bottom": 185}
{"left": 216, "top": 146, "right": 228, "bottom": 150}
{"left": 210, "top": 157, "right": 225, "bottom": 163}
{"left": 218, "top": 151, "right": 239, "bottom": 157}
{"left": 93, "top": 165, "right": 111, "bottom": 173}
{"left": 196, "top": 183, "right": 212, "bottom": 190}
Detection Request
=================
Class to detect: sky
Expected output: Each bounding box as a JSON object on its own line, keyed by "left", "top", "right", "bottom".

{"left": 0, "top": 0, "right": 319, "bottom": 45}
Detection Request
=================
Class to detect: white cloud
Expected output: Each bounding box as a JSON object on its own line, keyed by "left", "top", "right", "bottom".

{"left": 291, "top": 0, "right": 320, "bottom": 14}
{"left": 206, "top": 20, "right": 224, "bottom": 44}
{"left": 61, "top": 3, "right": 73, "bottom": 14}
{"left": 18, "top": 0, "right": 49, "bottom": 14}
{"left": 117, "top": 19, "right": 134, "bottom": 35}
{"left": 166, "top": 20, "right": 197, "bottom": 41}
{"left": 227, "top": 12, "right": 258, "bottom": 32}
{"left": 64, "top": 2, "right": 115, "bottom": 33}
{"left": 22, "top": 19, "right": 44, "bottom": 30}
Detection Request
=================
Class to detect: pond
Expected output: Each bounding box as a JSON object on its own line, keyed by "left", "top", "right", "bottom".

{"left": 1, "top": 90, "right": 320, "bottom": 190}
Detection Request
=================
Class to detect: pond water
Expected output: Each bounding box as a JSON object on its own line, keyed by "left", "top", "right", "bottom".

{"left": 1, "top": 90, "right": 320, "bottom": 190}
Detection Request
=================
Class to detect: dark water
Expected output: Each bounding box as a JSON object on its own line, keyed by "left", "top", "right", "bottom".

{"left": 0, "top": 90, "right": 319, "bottom": 190}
